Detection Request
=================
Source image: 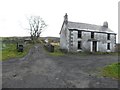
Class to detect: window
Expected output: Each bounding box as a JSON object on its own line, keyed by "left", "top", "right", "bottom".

{"left": 78, "top": 31, "right": 82, "bottom": 38}
{"left": 107, "top": 34, "right": 110, "bottom": 40}
{"left": 91, "top": 32, "right": 94, "bottom": 38}
{"left": 78, "top": 41, "right": 82, "bottom": 49}
{"left": 107, "top": 43, "right": 110, "bottom": 50}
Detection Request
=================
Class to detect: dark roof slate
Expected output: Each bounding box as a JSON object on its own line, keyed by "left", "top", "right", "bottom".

{"left": 68, "top": 21, "right": 115, "bottom": 34}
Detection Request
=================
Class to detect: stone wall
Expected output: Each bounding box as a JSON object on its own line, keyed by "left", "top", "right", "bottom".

{"left": 69, "top": 30, "right": 116, "bottom": 52}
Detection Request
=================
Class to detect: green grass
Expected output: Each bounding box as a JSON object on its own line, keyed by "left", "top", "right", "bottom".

{"left": 49, "top": 51, "right": 65, "bottom": 56}
{"left": 101, "top": 63, "right": 120, "bottom": 80}
{"left": 92, "top": 52, "right": 118, "bottom": 55}
{"left": 47, "top": 44, "right": 119, "bottom": 57}
{"left": 46, "top": 45, "right": 65, "bottom": 56}
{"left": 1, "top": 43, "right": 33, "bottom": 61}
{"left": 0, "top": 51, "right": 1, "bottom": 61}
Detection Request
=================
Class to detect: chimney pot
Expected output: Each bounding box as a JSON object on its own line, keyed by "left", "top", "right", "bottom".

{"left": 103, "top": 21, "right": 108, "bottom": 28}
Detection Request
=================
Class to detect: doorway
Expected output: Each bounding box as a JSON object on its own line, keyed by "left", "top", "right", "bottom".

{"left": 93, "top": 41, "right": 97, "bottom": 52}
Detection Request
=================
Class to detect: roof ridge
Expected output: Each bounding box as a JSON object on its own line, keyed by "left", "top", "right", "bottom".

{"left": 67, "top": 21, "right": 115, "bottom": 34}
{"left": 68, "top": 21, "right": 102, "bottom": 27}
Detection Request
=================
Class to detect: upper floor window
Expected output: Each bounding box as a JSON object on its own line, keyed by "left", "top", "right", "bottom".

{"left": 107, "top": 33, "right": 110, "bottom": 40}
{"left": 91, "top": 32, "right": 94, "bottom": 38}
{"left": 78, "top": 31, "right": 82, "bottom": 38}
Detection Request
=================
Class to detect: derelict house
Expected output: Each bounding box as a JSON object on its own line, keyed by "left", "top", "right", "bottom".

{"left": 60, "top": 13, "right": 116, "bottom": 52}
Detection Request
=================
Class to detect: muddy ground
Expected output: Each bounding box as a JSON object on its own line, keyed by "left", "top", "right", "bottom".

{"left": 2, "top": 44, "right": 118, "bottom": 88}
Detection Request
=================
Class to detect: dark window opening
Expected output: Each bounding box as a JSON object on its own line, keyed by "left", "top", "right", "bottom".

{"left": 107, "top": 43, "right": 110, "bottom": 50}
{"left": 78, "top": 31, "right": 82, "bottom": 38}
{"left": 91, "top": 32, "right": 94, "bottom": 38}
{"left": 107, "top": 34, "right": 110, "bottom": 40}
{"left": 78, "top": 41, "right": 82, "bottom": 49}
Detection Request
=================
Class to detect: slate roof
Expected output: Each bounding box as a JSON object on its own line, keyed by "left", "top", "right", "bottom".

{"left": 68, "top": 21, "right": 116, "bottom": 34}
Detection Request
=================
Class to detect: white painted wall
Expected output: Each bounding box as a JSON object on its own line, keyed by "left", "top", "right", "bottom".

{"left": 60, "top": 24, "right": 68, "bottom": 50}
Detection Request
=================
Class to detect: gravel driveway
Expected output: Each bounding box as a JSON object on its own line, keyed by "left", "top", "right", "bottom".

{"left": 2, "top": 44, "right": 118, "bottom": 88}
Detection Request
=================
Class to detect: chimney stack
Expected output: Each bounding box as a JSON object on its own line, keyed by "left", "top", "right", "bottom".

{"left": 64, "top": 13, "right": 68, "bottom": 24}
{"left": 103, "top": 21, "right": 108, "bottom": 28}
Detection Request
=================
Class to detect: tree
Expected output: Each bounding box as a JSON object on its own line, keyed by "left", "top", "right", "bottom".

{"left": 28, "top": 16, "right": 47, "bottom": 40}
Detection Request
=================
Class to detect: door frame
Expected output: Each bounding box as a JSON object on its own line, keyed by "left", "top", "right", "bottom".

{"left": 93, "top": 41, "right": 97, "bottom": 52}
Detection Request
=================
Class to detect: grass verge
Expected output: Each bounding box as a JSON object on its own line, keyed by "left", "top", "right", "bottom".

{"left": 46, "top": 44, "right": 119, "bottom": 57}
{"left": 2, "top": 43, "right": 33, "bottom": 61}
{"left": 101, "top": 63, "right": 120, "bottom": 80}
{"left": 49, "top": 51, "right": 65, "bottom": 56}
{"left": 45, "top": 45, "right": 65, "bottom": 56}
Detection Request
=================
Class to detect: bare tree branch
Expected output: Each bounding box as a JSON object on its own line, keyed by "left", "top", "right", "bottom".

{"left": 27, "top": 16, "right": 47, "bottom": 40}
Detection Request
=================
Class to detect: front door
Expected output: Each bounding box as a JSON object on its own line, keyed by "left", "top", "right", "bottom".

{"left": 93, "top": 41, "right": 97, "bottom": 52}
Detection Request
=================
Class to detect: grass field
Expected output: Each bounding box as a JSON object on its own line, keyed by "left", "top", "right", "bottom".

{"left": 101, "top": 63, "right": 120, "bottom": 80}
{"left": 1, "top": 43, "right": 33, "bottom": 61}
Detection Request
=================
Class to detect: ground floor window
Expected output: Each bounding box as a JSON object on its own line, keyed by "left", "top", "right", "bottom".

{"left": 107, "top": 43, "right": 110, "bottom": 50}
{"left": 78, "top": 41, "right": 82, "bottom": 49}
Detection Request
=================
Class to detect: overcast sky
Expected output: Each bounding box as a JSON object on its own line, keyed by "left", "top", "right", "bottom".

{"left": 0, "top": 0, "right": 119, "bottom": 42}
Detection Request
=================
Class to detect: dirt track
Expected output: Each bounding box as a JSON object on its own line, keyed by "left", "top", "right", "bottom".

{"left": 2, "top": 44, "right": 118, "bottom": 88}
